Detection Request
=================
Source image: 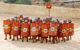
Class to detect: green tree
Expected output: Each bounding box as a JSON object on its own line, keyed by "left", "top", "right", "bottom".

{"left": 4, "top": 0, "right": 32, "bottom": 5}
{"left": 16, "top": 0, "right": 31, "bottom": 5}
{"left": 5, "top": 0, "right": 17, "bottom": 3}
{"left": 43, "top": 0, "right": 51, "bottom": 2}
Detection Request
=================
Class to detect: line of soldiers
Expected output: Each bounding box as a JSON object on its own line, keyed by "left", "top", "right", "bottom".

{"left": 3, "top": 15, "right": 74, "bottom": 44}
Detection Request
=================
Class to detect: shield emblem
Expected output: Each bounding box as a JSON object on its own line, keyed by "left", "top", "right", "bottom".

{"left": 70, "top": 28, "right": 73, "bottom": 32}
{"left": 4, "top": 25, "right": 9, "bottom": 29}
{"left": 31, "top": 27, "right": 36, "bottom": 32}
{"left": 23, "top": 28, "right": 27, "bottom": 32}
{"left": 62, "top": 29, "right": 66, "bottom": 33}
{"left": 50, "top": 27, "right": 54, "bottom": 31}
{"left": 43, "top": 29, "right": 48, "bottom": 33}
{"left": 14, "top": 27, "right": 18, "bottom": 31}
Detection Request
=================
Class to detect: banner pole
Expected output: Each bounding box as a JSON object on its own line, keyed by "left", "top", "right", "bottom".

{"left": 49, "top": 9, "right": 50, "bottom": 17}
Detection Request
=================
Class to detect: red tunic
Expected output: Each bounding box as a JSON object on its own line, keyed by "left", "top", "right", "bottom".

{"left": 11, "top": 21, "right": 20, "bottom": 36}
{"left": 36, "top": 20, "right": 42, "bottom": 35}
{"left": 3, "top": 20, "right": 11, "bottom": 34}
{"left": 60, "top": 23, "right": 68, "bottom": 37}
{"left": 49, "top": 22, "right": 59, "bottom": 36}
{"left": 41, "top": 23, "right": 49, "bottom": 38}
{"left": 21, "top": 22, "right": 30, "bottom": 37}
{"left": 68, "top": 23, "right": 74, "bottom": 36}
{"left": 30, "top": 22, "right": 38, "bottom": 36}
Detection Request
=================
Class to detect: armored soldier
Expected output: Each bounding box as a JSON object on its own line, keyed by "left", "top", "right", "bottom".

{"left": 41, "top": 19, "right": 49, "bottom": 43}
{"left": 21, "top": 20, "right": 30, "bottom": 42}
{"left": 11, "top": 18, "right": 20, "bottom": 41}
{"left": 30, "top": 19, "right": 38, "bottom": 42}
{"left": 3, "top": 19, "right": 11, "bottom": 40}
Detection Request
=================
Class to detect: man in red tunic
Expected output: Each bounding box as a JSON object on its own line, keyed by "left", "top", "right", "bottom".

{"left": 3, "top": 19, "right": 11, "bottom": 40}
{"left": 49, "top": 19, "right": 59, "bottom": 43}
{"left": 59, "top": 20, "right": 68, "bottom": 42}
{"left": 21, "top": 20, "right": 30, "bottom": 42}
{"left": 30, "top": 19, "right": 38, "bottom": 42}
{"left": 36, "top": 17, "right": 42, "bottom": 41}
{"left": 68, "top": 20, "right": 74, "bottom": 40}
{"left": 11, "top": 18, "right": 20, "bottom": 41}
{"left": 41, "top": 19, "right": 49, "bottom": 43}
{"left": 17, "top": 15, "right": 23, "bottom": 21}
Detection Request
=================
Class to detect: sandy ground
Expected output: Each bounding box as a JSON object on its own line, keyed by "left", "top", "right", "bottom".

{"left": 0, "top": 14, "right": 80, "bottom": 50}
{"left": 1, "top": 2, "right": 80, "bottom": 18}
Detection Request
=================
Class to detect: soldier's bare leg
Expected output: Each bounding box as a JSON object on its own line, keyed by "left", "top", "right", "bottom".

{"left": 64, "top": 38, "right": 66, "bottom": 42}
{"left": 12, "top": 35, "right": 15, "bottom": 41}
{"left": 45, "top": 38, "right": 48, "bottom": 43}
{"left": 70, "top": 36, "right": 72, "bottom": 40}
{"left": 29, "top": 35, "right": 32, "bottom": 40}
{"left": 22, "top": 37, "right": 24, "bottom": 42}
{"left": 62, "top": 37, "right": 65, "bottom": 42}
{"left": 66, "top": 35, "right": 69, "bottom": 41}
{"left": 55, "top": 36, "right": 58, "bottom": 43}
{"left": 9, "top": 34, "right": 11, "bottom": 39}
{"left": 20, "top": 35, "right": 21, "bottom": 39}
{"left": 35, "top": 36, "right": 37, "bottom": 42}
{"left": 61, "top": 37, "right": 63, "bottom": 41}
{"left": 62, "top": 36, "right": 64, "bottom": 41}
{"left": 26, "top": 37, "right": 28, "bottom": 42}
{"left": 41, "top": 37, "right": 43, "bottom": 43}
{"left": 57, "top": 37, "right": 60, "bottom": 43}
{"left": 37, "top": 36, "right": 40, "bottom": 41}
{"left": 4, "top": 34, "right": 7, "bottom": 40}
{"left": 32, "top": 36, "right": 37, "bottom": 42}
{"left": 52, "top": 37, "right": 55, "bottom": 44}
{"left": 32, "top": 36, "right": 35, "bottom": 43}
{"left": 17, "top": 35, "right": 19, "bottom": 40}
{"left": 33, "top": 37, "right": 36, "bottom": 43}
{"left": 49, "top": 36, "right": 51, "bottom": 42}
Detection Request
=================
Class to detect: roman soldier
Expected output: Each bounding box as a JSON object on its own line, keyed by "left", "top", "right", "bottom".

{"left": 68, "top": 20, "right": 74, "bottom": 40}
{"left": 59, "top": 20, "right": 68, "bottom": 42}
{"left": 29, "top": 19, "right": 32, "bottom": 40}
{"left": 17, "top": 15, "right": 24, "bottom": 39}
{"left": 17, "top": 15, "right": 23, "bottom": 21}
{"left": 11, "top": 18, "right": 20, "bottom": 41}
{"left": 41, "top": 19, "right": 49, "bottom": 43}
{"left": 3, "top": 19, "right": 11, "bottom": 40}
{"left": 49, "top": 19, "right": 59, "bottom": 43}
{"left": 30, "top": 19, "right": 38, "bottom": 42}
{"left": 21, "top": 20, "right": 30, "bottom": 42}
{"left": 36, "top": 17, "right": 42, "bottom": 41}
